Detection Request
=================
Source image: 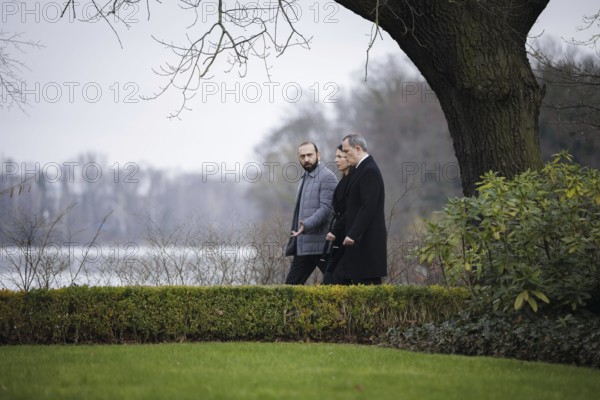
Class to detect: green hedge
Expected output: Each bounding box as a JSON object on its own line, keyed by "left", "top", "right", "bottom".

{"left": 383, "top": 311, "right": 600, "bottom": 369}
{"left": 0, "top": 285, "right": 467, "bottom": 344}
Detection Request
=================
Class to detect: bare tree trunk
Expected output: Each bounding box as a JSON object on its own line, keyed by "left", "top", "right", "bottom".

{"left": 338, "top": 0, "right": 548, "bottom": 195}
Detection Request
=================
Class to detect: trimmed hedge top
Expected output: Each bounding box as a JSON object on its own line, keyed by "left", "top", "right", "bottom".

{"left": 0, "top": 285, "right": 467, "bottom": 344}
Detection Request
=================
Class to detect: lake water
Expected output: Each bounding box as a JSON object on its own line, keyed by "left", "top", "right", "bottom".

{"left": 0, "top": 243, "right": 288, "bottom": 290}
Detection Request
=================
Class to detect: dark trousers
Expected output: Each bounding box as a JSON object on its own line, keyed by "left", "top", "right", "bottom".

{"left": 322, "top": 271, "right": 337, "bottom": 285}
{"left": 321, "top": 245, "right": 343, "bottom": 285}
{"left": 285, "top": 254, "right": 324, "bottom": 285}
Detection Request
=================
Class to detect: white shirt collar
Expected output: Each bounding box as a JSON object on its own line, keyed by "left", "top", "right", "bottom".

{"left": 355, "top": 154, "right": 370, "bottom": 168}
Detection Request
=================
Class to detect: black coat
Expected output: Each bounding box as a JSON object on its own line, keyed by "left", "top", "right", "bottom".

{"left": 330, "top": 172, "right": 351, "bottom": 242}
{"left": 323, "top": 172, "right": 352, "bottom": 275}
{"left": 338, "top": 156, "right": 387, "bottom": 279}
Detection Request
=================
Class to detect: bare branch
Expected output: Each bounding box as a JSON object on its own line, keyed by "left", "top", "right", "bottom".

{"left": 365, "top": 0, "right": 382, "bottom": 81}
{"left": 0, "top": 32, "right": 44, "bottom": 112}
{"left": 146, "top": 0, "right": 311, "bottom": 119}
{"left": 70, "top": 210, "right": 115, "bottom": 284}
{"left": 364, "top": 0, "right": 418, "bottom": 81}
{"left": 0, "top": 177, "right": 33, "bottom": 198}
{"left": 66, "top": 0, "right": 310, "bottom": 118}
{"left": 529, "top": 33, "right": 600, "bottom": 137}
{"left": 568, "top": 9, "right": 600, "bottom": 56}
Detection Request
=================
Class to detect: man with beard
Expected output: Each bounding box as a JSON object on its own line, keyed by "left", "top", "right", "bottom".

{"left": 284, "top": 142, "right": 338, "bottom": 284}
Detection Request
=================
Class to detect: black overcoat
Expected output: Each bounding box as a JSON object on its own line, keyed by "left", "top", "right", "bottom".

{"left": 338, "top": 156, "right": 387, "bottom": 279}
{"left": 330, "top": 172, "right": 352, "bottom": 241}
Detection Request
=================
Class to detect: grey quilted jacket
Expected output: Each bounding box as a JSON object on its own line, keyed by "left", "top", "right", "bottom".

{"left": 293, "top": 162, "right": 338, "bottom": 255}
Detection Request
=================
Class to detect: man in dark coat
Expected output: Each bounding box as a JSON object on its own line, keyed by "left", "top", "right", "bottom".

{"left": 335, "top": 133, "right": 387, "bottom": 284}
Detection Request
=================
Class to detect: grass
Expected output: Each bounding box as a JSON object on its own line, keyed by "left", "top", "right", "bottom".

{"left": 1, "top": 342, "right": 599, "bottom": 400}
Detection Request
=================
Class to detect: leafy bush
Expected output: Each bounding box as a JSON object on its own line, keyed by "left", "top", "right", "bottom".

{"left": 0, "top": 285, "right": 467, "bottom": 345}
{"left": 417, "top": 152, "right": 600, "bottom": 314}
{"left": 383, "top": 311, "right": 600, "bottom": 369}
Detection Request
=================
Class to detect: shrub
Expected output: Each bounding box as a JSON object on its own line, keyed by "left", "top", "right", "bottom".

{"left": 383, "top": 311, "right": 600, "bottom": 369}
{"left": 417, "top": 152, "right": 600, "bottom": 314}
{"left": 0, "top": 285, "right": 467, "bottom": 344}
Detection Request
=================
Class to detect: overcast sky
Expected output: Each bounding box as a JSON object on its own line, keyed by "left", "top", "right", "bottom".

{"left": 2, "top": 0, "right": 599, "bottom": 175}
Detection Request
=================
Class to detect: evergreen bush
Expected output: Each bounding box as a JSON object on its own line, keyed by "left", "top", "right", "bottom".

{"left": 391, "top": 153, "right": 600, "bottom": 368}
{"left": 417, "top": 152, "right": 600, "bottom": 314}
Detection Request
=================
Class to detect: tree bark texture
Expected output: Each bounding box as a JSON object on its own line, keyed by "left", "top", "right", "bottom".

{"left": 337, "top": 0, "right": 549, "bottom": 196}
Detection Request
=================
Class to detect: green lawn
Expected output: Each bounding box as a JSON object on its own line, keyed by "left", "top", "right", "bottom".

{"left": 1, "top": 342, "right": 598, "bottom": 400}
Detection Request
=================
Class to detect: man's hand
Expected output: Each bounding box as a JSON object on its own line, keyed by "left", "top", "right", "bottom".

{"left": 343, "top": 236, "right": 355, "bottom": 246}
{"left": 291, "top": 220, "right": 305, "bottom": 237}
{"left": 326, "top": 232, "right": 336, "bottom": 241}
